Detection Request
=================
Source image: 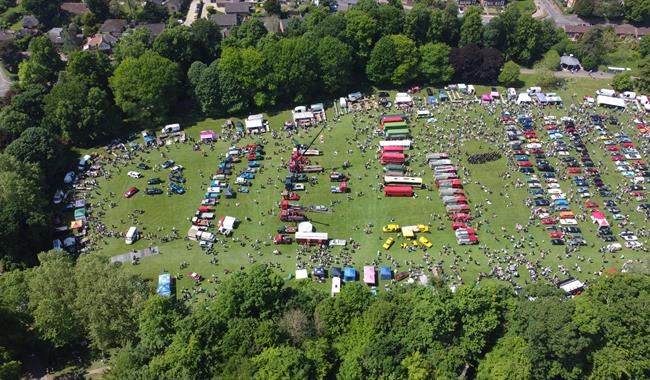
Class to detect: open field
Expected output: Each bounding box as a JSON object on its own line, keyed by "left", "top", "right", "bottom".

{"left": 74, "top": 75, "right": 649, "bottom": 297}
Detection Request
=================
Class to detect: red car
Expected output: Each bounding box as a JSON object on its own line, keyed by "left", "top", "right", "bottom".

{"left": 452, "top": 222, "right": 468, "bottom": 230}
{"left": 549, "top": 232, "right": 563, "bottom": 238}
{"left": 611, "top": 155, "right": 624, "bottom": 161}
{"left": 517, "top": 161, "right": 533, "bottom": 167}
{"left": 541, "top": 218, "right": 557, "bottom": 225}
{"left": 273, "top": 234, "right": 292, "bottom": 244}
{"left": 585, "top": 201, "right": 599, "bottom": 208}
{"left": 620, "top": 142, "right": 635, "bottom": 148}
{"left": 513, "top": 150, "right": 528, "bottom": 156}
{"left": 452, "top": 213, "right": 471, "bottom": 221}
{"left": 568, "top": 168, "right": 581, "bottom": 174}
{"left": 606, "top": 145, "right": 620, "bottom": 151}
{"left": 530, "top": 148, "right": 545, "bottom": 154}
{"left": 123, "top": 186, "right": 139, "bottom": 198}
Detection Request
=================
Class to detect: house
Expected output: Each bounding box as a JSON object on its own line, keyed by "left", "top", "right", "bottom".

{"left": 83, "top": 34, "right": 118, "bottom": 52}
{"left": 60, "top": 2, "right": 90, "bottom": 16}
{"left": 0, "top": 30, "right": 15, "bottom": 42}
{"left": 336, "top": 0, "right": 359, "bottom": 11}
{"left": 47, "top": 28, "right": 64, "bottom": 44}
{"left": 563, "top": 24, "right": 591, "bottom": 41}
{"left": 638, "top": 27, "right": 650, "bottom": 38}
{"left": 139, "top": 23, "right": 166, "bottom": 40}
{"left": 560, "top": 55, "right": 581, "bottom": 71}
{"left": 99, "top": 19, "right": 128, "bottom": 36}
{"left": 457, "top": 0, "right": 479, "bottom": 6}
{"left": 21, "top": 15, "right": 39, "bottom": 29}
{"left": 210, "top": 14, "right": 240, "bottom": 37}
{"left": 614, "top": 24, "right": 636, "bottom": 38}
{"left": 222, "top": 2, "right": 251, "bottom": 16}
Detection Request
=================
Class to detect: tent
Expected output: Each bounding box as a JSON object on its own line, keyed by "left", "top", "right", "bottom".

{"left": 223, "top": 188, "right": 235, "bottom": 199}
{"left": 596, "top": 95, "right": 626, "bottom": 109}
{"left": 313, "top": 266, "right": 325, "bottom": 278}
{"left": 481, "top": 94, "right": 492, "bottom": 102}
{"left": 343, "top": 267, "right": 356, "bottom": 282}
{"left": 296, "top": 269, "right": 309, "bottom": 280}
{"left": 379, "top": 266, "right": 392, "bottom": 280}
{"left": 298, "top": 221, "right": 314, "bottom": 232}
{"left": 157, "top": 273, "right": 172, "bottom": 297}
{"left": 428, "top": 95, "right": 437, "bottom": 104}
{"left": 74, "top": 208, "right": 86, "bottom": 219}
{"left": 200, "top": 130, "right": 217, "bottom": 142}
{"left": 535, "top": 92, "right": 547, "bottom": 104}
{"left": 74, "top": 199, "right": 86, "bottom": 208}
{"left": 363, "top": 266, "right": 375, "bottom": 285}
{"left": 558, "top": 278, "right": 584, "bottom": 295}
{"left": 331, "top": 267, "right": 342, "bottom": 278}
{"left": 517, "top": 93, "right": 532, "bottom": 105}
{"left": 394, "top": 92, "right": 413, "bottom": 105}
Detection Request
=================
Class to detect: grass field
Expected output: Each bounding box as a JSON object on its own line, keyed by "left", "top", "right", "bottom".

{"left": 78, "top": 75, "right": 648, "bottom": 297}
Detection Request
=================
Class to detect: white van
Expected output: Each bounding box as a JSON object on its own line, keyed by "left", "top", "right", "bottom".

{"left": 161, "top": 123, "right": 181, "bottom": 134}
{"left": 125, "top": 226, "right": 138, "bottom": 244}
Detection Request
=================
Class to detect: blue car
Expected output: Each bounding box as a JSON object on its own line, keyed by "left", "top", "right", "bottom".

{"left": 248, "top": 161, "right": 260, "bottom": 168}
{"left": 204, "top": 192, "right": 220, "bottom": 199}
{"left": 554, "top": 199, "right": 569, "bottom": 206}
{"left": 515, "top": 155, "right": 529, "bottom": 161}
{"left": 239, "top": 173, "right": 255, "bottom": 179}
{"left": 169, "top": 182, "right": 185, "bottom": 194}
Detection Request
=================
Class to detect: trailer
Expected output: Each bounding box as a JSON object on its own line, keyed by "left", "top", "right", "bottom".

{"left": 384, "top": 186, "right": 413, "bottom": 197}
{"left": 426, "top": 153, "right": 449, "bottom": 160}
{"left": 280, "top": 210, "right": 307, "bottom": 222}
{"left": 381, "top": 152, "right": 405, "bottom": 165}
{"left": 429, "top": 159, "right": 453, "bottom": 167}
{"left": 439, "top": 188, "right": 464, "bottom": 196}
{"left": 301, "top": 165, "right": 324, "bottom": 173}
{"left": 295, "top": 231, "right": 329, "bottom": 246}
{"left": 382, "top": 146, "right": 404, "bottom": 153}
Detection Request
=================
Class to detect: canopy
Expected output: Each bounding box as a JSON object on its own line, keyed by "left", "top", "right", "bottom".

{"left": 517, "top": 93, "right": 532, "bottom": 104}
{"left": 74, "top": 199, "right": 86, "bottom": 208}
{"left": 596, "top": 95, "right": 626, "bottom": 108}
{"left": 558, "top": 278, "right": 584, "bottom": 294}
{"left": 379, "top": 266, "right": 391, "bottom": 280}
{"left": 481, "top": 94, "right": 492, "bottom": 101}
{"left": 363, "top": 266, "right": 375, "bottom": 285}
{"left": 394, "top": 92, "right": 413, "bottom": 104}
{"left": 157, "top": 273, "right": 171, "bottom": 297}
{"left": 535, "top": 92, "right": 547, "bottom": 103}
{"left": 74, "top": 208, "right": 86, "bottom": 219}
{"left": 296, "top": 269, "right": 309, "bottom": 280}
{"left": 200, "top": 130, "right": 217, "bottom": 140}
{"left": 298, "top": 221, "right": 313, "bottom": 232}
{"left": 344, "top": 267, "right": 356, "bottom": 281}
{"left": 313, "top": 266, "right": 325, "bottom": 278}
{"left": 331, "top": 267, "right": 342, "bottom": 278}
{"left": 70, "top": 220, "right": 83, "bottom": 229}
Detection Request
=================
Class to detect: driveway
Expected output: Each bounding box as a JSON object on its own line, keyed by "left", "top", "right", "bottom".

{"left": 520, "top": 68, "right": 613, "bottom": 79}
{"left": 535, "top": 0, "right": 585, "bottom": 26}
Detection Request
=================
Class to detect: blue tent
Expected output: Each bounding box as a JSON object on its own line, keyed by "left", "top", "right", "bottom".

{"left": 438, "top": 90, "right": 449, "bottom": 101}
{"left": 343, "top": 267, "right": 356, "bottom": 282}
{"left": 379, "top": 266, "right": 392, "bottom": 280}
{"left": 313, "top": 266, "right": 325, "bottom": 278}
{"left": 224, "top": 188, "right": 235, "bottom": 199}
{"left": 427, "top": 95, "right": 437, "bottom": 104}
{"left": 157, "top": 273, "right": 171, "bottom": 297}
{"left": 331, "top": 267, "right": 342, "bottom": 278}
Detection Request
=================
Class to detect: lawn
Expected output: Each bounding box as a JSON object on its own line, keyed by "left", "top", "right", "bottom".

{"left": 79, "top": 77, "right": 648, "bottom": 298}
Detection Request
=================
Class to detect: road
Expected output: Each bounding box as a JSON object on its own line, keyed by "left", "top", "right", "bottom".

{"left": 0, "top": 64, "right": 13, "bottom": 98}
{"left": 534, "top": 0, "right": 585, "bottom": 25}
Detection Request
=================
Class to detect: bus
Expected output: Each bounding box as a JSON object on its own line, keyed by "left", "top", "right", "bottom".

{"left": 383, "top": 121, "right": 408, "bottom": 130}
{"left": 385, "top": 129, "right": 410, "bottom": 139}
{"left": 384, "top": 176, "right": 423, "bottom": 188}
{"left": 379, "top": 140, "right": 411, "bottom": 149}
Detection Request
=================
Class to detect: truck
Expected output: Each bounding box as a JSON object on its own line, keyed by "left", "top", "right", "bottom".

{"left": 161, "top": 123, "right": 181, "bottom": 134}
{"left": 280, "top": 210, "right": 308, "bottom": 222}
{"left": 125, "top": 226, "right": 138, "bottom": 244}
{"left": 273, "top": 234, "right": 293, "bottom": 244}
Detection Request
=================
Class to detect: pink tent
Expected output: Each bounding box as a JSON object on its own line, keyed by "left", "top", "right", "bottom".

{"left": 481, "top": 94, "right": 492, "bottom": 102}
{"left": 363, "top": 266, "right": 376, "bottom": 285}
{"left": 200, "top": 130, "right": 217, "bottom": 141}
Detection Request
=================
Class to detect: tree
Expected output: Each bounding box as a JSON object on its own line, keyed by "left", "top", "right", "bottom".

{"left": 18, "top": 37, "right": 63, "bottom": 85}
{"left": 74, "top": 255, "right": 148, "bottom": 352}
{"left": 0, "top": 39, "right": 22, "bottom": 73}
{"left": 316, "top": 37, "right": 353, "bottom": 95}
{"left": 223, "top": 19, "right": 268, "bottom": 49}
{"left": 109, "top": 52, "right": 181, "bottom": 126}
{"left": 440, "top": 1, "right": 460, "bottom": 46}
{"left": 190, "top": 19, "right": 222, "bottom": 63}
{"left": 5, "top": 127, "right": 63, "bottom": 174}
{"left": 574, "top": 0, "right": 595, "bottom": 17}
{"left": 309, "top": 13, "right": 347, "bottom": 40}
{"left": 476, "top": 335, "right": 532, "bottom": 380}
{"left": 0, "top": 154, "right": 49, "bottom": 263}
{"left": 153, "top": 26, "right": 197, "bottom": 70}
{"left": 367, "top": 34, "right": 419, "bottom": 85}
{"left": 66, "top": 50, "right": 113, "bottom": 88}
{"left": 612, "top": 71, "right": 634, "bottom": 92}
{"left": 404, "top": 5, "right": 432, "bottom": 45}
{"left": 344, "top": 10, "right": 378, "bottom": 62}
{"left": 187, "top": 61, "right": 223, "bottom": 117}
{"left": 86, "top": 0, "right": 110, "bottom": 19}
{"left": 625, "top": 0, "right": 650, "bottom": 22}
{"left": 264, "top": 0, "right": 282, "bottom": 15}
{"left": 418, "top": 42, "right": 453, "bottom": 84}
{"left": 460, "top": 6, "right": 483, "bottom": 47}
{"left": 113, "top": 27, "right": 151, "bottom": 63}
{"left": 28, "top": 252, "right": 83, "bottom": 348}
{"left": 0, "top": 107, "right": 30, "bottom": 138}
{"left": 536, "top": 49, "right": 561, "bottom": 71}
{"left": 263, "top": 37, "right": 319, "bottom": 103}
{"left": 639, "top": 35, "right": 650, "bottom": 57}
{"left": 217, "top": 47, "right": 270, "bottom": 112}
{"left": 278, "top": 309, "right": 313, "bottom": 346}
{"left": 62, "top": 23, "right": 82, "bottom": 54}
{"left": 402, "top": 351, "right": 434, "bottom": 380}
{"left": 44, "top": 74, "right": 120, "bottom": 145}
{"left": 22, "top": 0, "right": 62, "bottom": 26}
{"left": 450, "top": 44, "right": 503, "bottom": 83}
{"left": 498, "top": 60, "right": 520, "bottom": 86}
{"left": 253, "top": 346, "right": 313, "bottom": 380}
{"left": 284, "top": 16, "right": 307, "bottom": 37}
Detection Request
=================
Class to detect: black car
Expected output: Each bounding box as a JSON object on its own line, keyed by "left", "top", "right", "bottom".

{"left": 607, "top": 207, "right": 621, "bottom": 214}
{"left": 537, "top": 165, "right": 555, "bottom": 172}
{"left": 534, "top": 153, "right": 546, "bottom": 159}
{"left": 602, "top": 236, "right": 617, "bottom": 242}
{"left": 535, "top": 199, "right": 550, "bottom": 206}
{"left": 542, "top": 173, "right": 556, "bottom": 178}
{"left": 562, "top": 227, "right": 581, "bottom": 234}
{"left": 520, "top": 167, "right": 535, "bottom": 174}
{"left": 169, "top": 175, "right": 186, "bottom": 183}
{"left": 137, "top": 163, "right": 151, "bottom": 170}
{"left": 604, "top": 200, "right": 617, "bottom": 207}
{"left": 551, "top": 239, "right": 564, "bottom": 245}
{"left": 598, "top": 227, "right": 613, "bottom": 236}
{"left": 378, "top": 91, "right": 390, "bottom": 98}
{"left": 144, "top": 188, "right": 163, "bottom": 195}
{"left": 148, "top": 177, "right": 163, "bottom": 185}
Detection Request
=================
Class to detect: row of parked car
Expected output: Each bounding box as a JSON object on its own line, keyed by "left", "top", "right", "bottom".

{"left": 123, "top": 159, "right": 187, "bottom": 198}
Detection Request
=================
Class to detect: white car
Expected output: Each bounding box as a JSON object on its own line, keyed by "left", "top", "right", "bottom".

{"left": 127, "top": 171, "right": 143, "bottom": 178}
{"left": 625, "top": 153, "right": 642, "bottom": 160}
{"left": 292, "top": 183, "right": 305, "bottom": 191}
{"left": 560, "top": 218, "right": 578, "bottom": 225}
{"left": 612, "top": 214, "right": 625, "bottom": 220}
{"left": 171, "top": 165, "right": 184, "bottom": 172}
{"left": 625, "top": 241, "right": 644, "bottom": 249}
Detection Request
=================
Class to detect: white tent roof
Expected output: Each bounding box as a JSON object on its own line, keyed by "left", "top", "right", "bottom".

{"left": 247, "top": 114, "right": 263, "bottom": 121}
{"left": 296, "top": 269, "right": 309, "bottom": 279}
{"left": 295, "top": 232, "right": 328, "bottom": 241}
{"left": 395, "top": 92, "right": 412, "bottom": 104}
{"left": 221, "top": 216, "right": 236, "bottom": 229}
{"left": 293, "top": 111, "right": 314, "bottom": 121}
{"left": 517, "top": 93, "right": 532, "bottom": 104}
{"left": 559, "top": 279, "right": 584, "bottom": 293}
{"left": 298, "top": 221, "right": 313, "bottom": 232}
{"left": 597, "top": 95, "right": 626, "bottom": 109}
{"left": 245, "top": 119, "right": 264, "bottom": 129}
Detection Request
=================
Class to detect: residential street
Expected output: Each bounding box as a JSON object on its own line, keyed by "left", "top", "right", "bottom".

{"left": 534, "top": 0, "right": 585, "bottom": 25}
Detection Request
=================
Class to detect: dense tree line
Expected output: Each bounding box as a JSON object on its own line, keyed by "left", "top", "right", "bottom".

{"left": 2, "top": 261, "right": 648, "bottom": 379}
{"left": 574, "top": 0, "right": 650, "bottom": 23}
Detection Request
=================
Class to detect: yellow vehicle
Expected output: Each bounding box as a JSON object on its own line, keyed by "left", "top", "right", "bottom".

{"left": 417, "top": 224, "right": 430, "bottom": 232}
{"left": 418, "top": 236, "right": 433, "bottom": 248}
{"left": 412, "top": 240, "right": 419, "bottom": 247}
{"left": 382, "top": 224, "right": 400, "bottom": 233}
{"left": 383, "top": 237, "right": 395, "bottom": 250}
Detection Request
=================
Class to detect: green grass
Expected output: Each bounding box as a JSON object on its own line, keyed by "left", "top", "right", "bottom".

{"left": 510, "top": 0, "right": 536, "bottom": 15}
{"left": 78, "top": 78, "right": 648, "bottom": 298}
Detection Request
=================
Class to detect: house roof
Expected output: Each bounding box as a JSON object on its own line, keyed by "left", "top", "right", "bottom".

{"left": 99, "top": 19, "right": 128, "bottom": 34}
{"left": 47, "top": 27, "right": 64, "bottom": 44}
{"left": 22, "top": 15, "right": 39, "bottom": 29}
{"left": 139, "top": 23, "right": 166, "bottom": 38}
{"left": 563, "top": 25, "right": 591, "bottom": 34}
{"left": 0, "top": 30, "right": 15, "bottom": 41}
{"left": 85, "top": 33, "right": 118, "bottom": 48}
{"left": 60, "top": 2, "right": 90, "bottom": 15}
{"left": 223, "top": 2, "right": 251, "bottom": 14}
{"left": 637, "top": 27, "right": 650, "bottom": 36}
{"left": 614, "top": 24, "right": 636, "bottom": 35}
{"left": 210, "top": 14, "right": 239, "bottom": 28}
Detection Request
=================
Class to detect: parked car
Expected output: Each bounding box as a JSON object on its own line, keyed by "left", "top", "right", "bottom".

{"left": 128, "top": 171, "right": 143, "bottom": 178}
{"left": 137, "top": 163, "right": 150, "bottom": 170}
{"left": 123, "top": 187, "right": 139, "bottom": 198}
{"left": 161, "top": 159, "right": 175, "bottom": 169}
{"left": 169, "top": 182, "right": 185, "bottom": 194}
{"left": 148, "top": 177, "right": 163, "bottom": 185}
{"left": 169, "top": 175, "right": 186, "bottom": 183}
{"left": 144, "top": 188, "right": 163, "bottom": 195}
